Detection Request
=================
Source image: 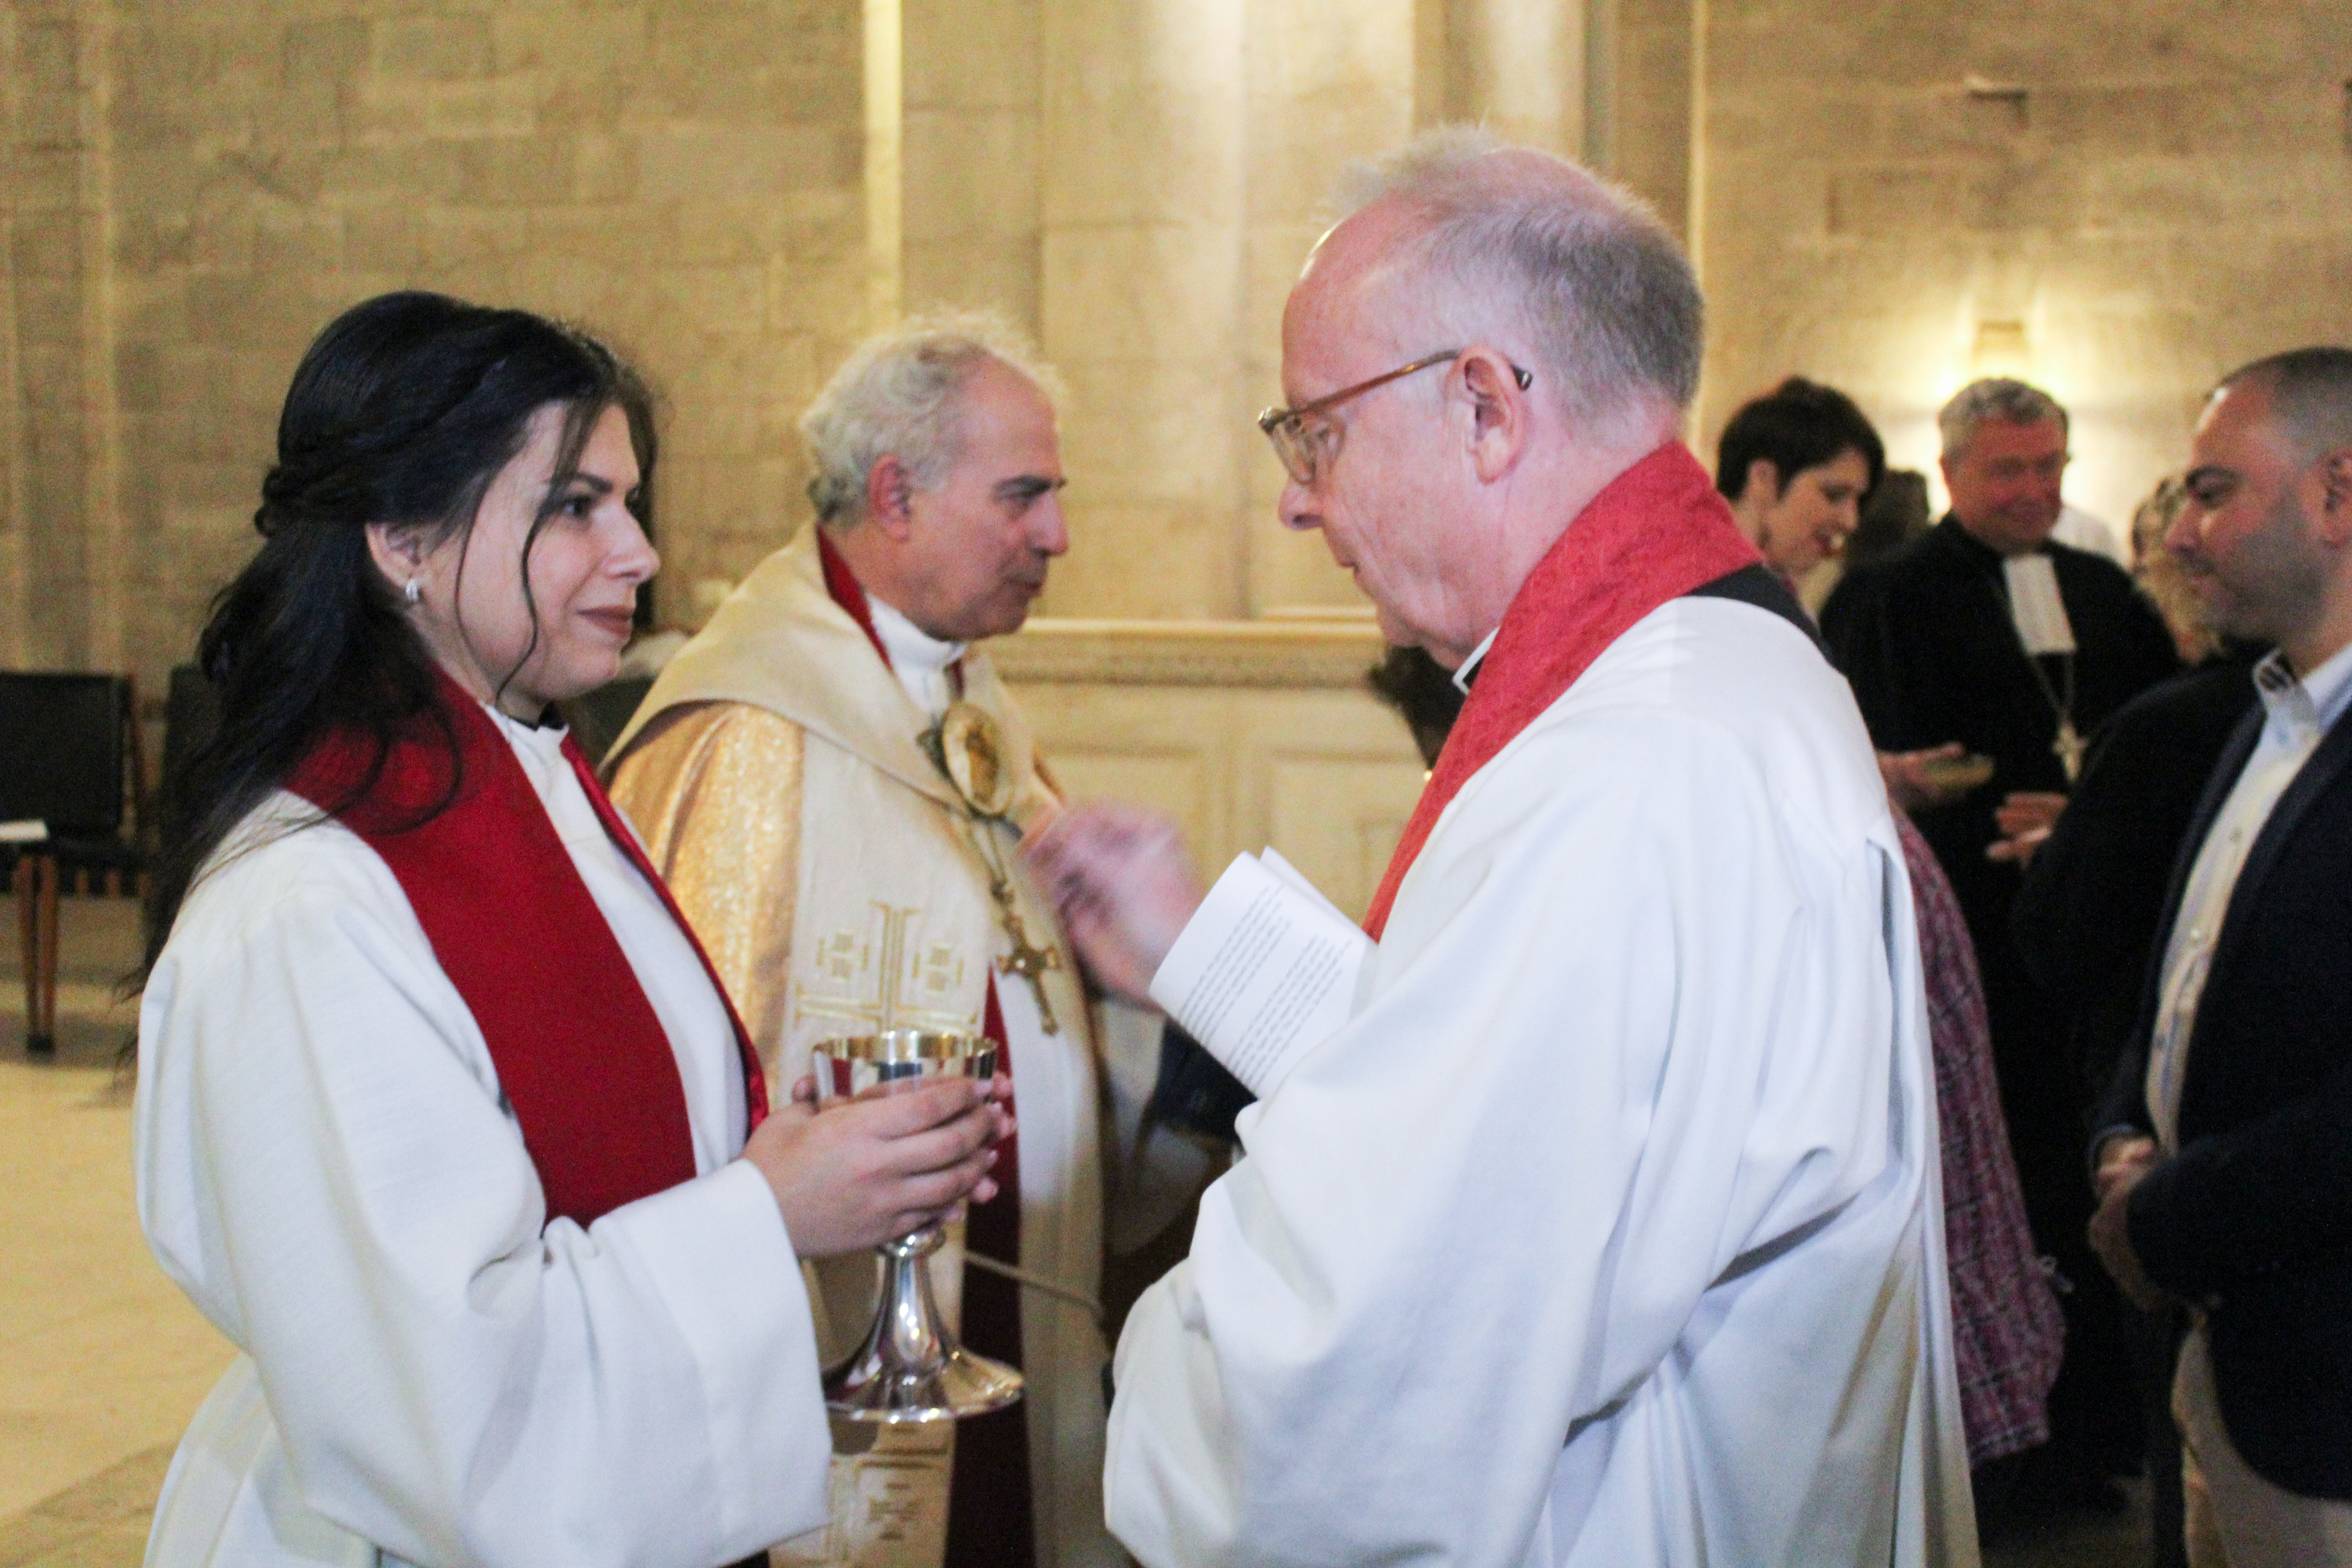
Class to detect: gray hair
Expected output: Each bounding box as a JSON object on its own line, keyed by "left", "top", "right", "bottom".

{"left": 2219, "top": 346, "right": 2352, "bottom": 460}
{"left": 799, "top": 310, "right": 1059, "bottom": 529}
{"left": 1937, "top": 378, "right": 2068, "bottom": 461}
{"left": 1329, "top": 126, "right": 1702, "bottom": 428}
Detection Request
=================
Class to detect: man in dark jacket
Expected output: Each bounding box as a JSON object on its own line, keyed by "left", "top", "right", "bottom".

{"left": 2090, "top": 347, "right": 2352, "bottom": 1566}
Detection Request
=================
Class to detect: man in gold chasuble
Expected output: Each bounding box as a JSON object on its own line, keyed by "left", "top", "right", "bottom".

{"left": 606, "top": 317, "right": 1204, "bottom": 1568}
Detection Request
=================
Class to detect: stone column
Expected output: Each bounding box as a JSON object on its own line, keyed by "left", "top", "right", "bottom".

{"left": 898, "top": 0, "right": 1043, "bottom": 332}
{"left": 1036, "top": 0, "right": 1251, "bottom": 620}
{"left": 4, "top": 0, "right": 120, "bottom": 672}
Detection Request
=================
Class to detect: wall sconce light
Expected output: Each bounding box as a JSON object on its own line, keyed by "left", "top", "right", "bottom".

{"left": 1971, "top": 318, "right": 2032, "bottom": 380}
{"left": 1963, "top": 72, "right": 2030, "bottom": 131}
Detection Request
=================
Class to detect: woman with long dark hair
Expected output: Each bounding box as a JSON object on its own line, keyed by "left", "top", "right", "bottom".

{"left": 134, "top": 292, "right": 1004, "bottom": 1568}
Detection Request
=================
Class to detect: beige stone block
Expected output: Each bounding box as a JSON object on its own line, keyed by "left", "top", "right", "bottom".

{"left": 1041, "top": 224, "right": 1244, "bottom": 368}
{"left": 255, "top": 209, "right": 346, "bottom": 274}
{"left": 422, "top": 206, "right": 534, "bottom": 264}
{"left": 11, "top": 209, "right": 82, "bottom": 279}
{"left": 248, "top": 76, "right": 351, "bottom": 150}
{"left": 905, "top": 0, "right": 1040, "bottom": 112}
{"left": 19, "top": 79, "right": 85, "bottom": 151}
{"left": 115, "top": 342, "right": 165, "bottom": 414}
{"left": 455, "top": 135, "right": 579, "bottom": 206}
{"left": 184, "top": 274, "right": 330, "bottom": 355}
{"left": 658, "top": 198, "right": 798, "bottom": 266}
{"left": 18, "top": 18, "right": 79, "bottom": 95}
{"left": 901, "top": 108, "right": 1039, "bottom": 244}
{"left": 391, "top": 76, "right": 543, "bottom": 141}
{"left": 639, "top": 6, "right": 858, "bottom": 122}
{"left": 766, "top": 255, "right": 865, "bottom": 336}
{"left": 636, "top": 124, "right": 853, "bottom": 201}
{"left": 490, "top": 7, "right": 650, "bottom": 74}
{"left": 13, "top": 148, "right": 82, "bottom": 208}
{"left": 321, "top": 140, "right": 466, "bottom": 202}
{"left": 1044, "top": 500, "right": 1237, "bottom": 619}
{"left": 343, "top": 202, "right": 429, "bottom": 273}
{"left": 1053, "top": 356, "right": 1248, "bottom": 507}
{"left": 1041, "top": 92, "right": 1247, "bottom": 229}
{"left": 902, "top": 240, "right": 1041, "bottom": 331}
{"left": 1248, "top": 522, "right": 1361, "bottom": 614}
{"left": 774, "top": 191, "right": 865, "bottom": 260}
{"left": 376, "top": 15, "right": 494, "bottom": 81}
{"left": 113, "top": 212, "right": 193, "bottom": 275}
{"left": 645, "top": 263, "right": 768, "bottom": 342}
{"left": 283, "top": 15, "right": 371, "bottom": 84}
{"left": 573, "top": 132, "right": 638, "bottom": 201}
{"left": 14, "top": 284, "right": 83, "bottom": 353}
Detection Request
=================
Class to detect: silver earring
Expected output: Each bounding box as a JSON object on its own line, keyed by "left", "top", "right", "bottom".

{"left": 403, "top": 578, "right": 421, "bottom": 605}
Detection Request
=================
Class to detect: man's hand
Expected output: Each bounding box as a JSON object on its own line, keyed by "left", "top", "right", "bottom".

{"left": 742, "top": 1075, "right": 1009, "bottom": 1257}
{"left": 1988, "top": 790, "right": 2068, "bottom": 864}
{"left": 2088, "top": 1134, "right": 2168, "bottom": 1311}
{"left": 1021, "top": 801, "right": 1204, "bottom": 1005}
{"left": 1878, "top": 743, "right": 1974, "bottom": 812}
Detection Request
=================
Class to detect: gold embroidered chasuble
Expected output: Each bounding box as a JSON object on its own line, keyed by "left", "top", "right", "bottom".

{"left": 605, "top": 528, "right": 1123, "bottom": 1568}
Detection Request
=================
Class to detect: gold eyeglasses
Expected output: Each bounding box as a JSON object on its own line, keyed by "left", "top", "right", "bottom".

{"left": 1257, "top": 349, "right": 1533, "bottom": 487}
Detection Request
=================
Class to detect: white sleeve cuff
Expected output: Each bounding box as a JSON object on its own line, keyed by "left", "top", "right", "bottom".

{"left": 601, "top": 1161, "right": 832, "bottom": 1553}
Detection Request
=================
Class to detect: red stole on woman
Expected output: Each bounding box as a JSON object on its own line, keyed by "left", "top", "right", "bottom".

{"left": 284, "top": 669, "right": 767, "bottom": 1229}
{"left": 1364, "top": 442, "right": 1763, "bottom": 939}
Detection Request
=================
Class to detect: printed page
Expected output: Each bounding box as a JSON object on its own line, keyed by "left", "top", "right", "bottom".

{"left": 1149, "top": 852, "right": 1373, "bottom": 1098}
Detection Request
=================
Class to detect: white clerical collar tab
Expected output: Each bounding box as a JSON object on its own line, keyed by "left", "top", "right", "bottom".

{"left": 2002, "top": 553, "right": 2077, "bottom": 656}
{"left": 1451, "top": 627, "right": 1501, "bottom": 695}
{"left": 867, "top": 594, "right": 969, "bottom": 678}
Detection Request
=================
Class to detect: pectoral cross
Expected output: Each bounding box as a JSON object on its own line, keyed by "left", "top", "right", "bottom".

{"left": 991, "top": 890, "right": 1064, "bottom": 1036}
{"left": 2053, "top": 719, "right": 2086, "bottom": 785}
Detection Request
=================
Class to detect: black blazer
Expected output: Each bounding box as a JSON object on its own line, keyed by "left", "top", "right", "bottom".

{"left": 2097, "top": 690, "right": 2352, "bottom": 1498}
{"left": 2016, "top": 649, "right": 2264, "bottom": 1100}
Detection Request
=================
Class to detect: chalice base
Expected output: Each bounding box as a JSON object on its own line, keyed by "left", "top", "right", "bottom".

{"left": 824, "top": 1342, "right": 1025, "bottom": 1424}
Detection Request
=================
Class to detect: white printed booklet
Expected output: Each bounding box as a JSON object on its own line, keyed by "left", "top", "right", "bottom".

{"left": 1147, "top": 848, "right": 1374, "bottom": 1100}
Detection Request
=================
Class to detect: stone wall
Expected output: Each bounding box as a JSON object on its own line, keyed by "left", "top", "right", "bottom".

{"left": 2, "top": 0, "right": 869, "bottom": 699}
{"left": 14, "top": 0, "right": 2352, "bottom": 701}
{"left": 1694, "top": 0, "right": 2352, "bottom": 531}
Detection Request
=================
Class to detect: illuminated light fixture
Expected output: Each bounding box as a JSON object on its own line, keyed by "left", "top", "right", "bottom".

{"left": 1971, "top": 318, "right": 2032, "bottom": 381}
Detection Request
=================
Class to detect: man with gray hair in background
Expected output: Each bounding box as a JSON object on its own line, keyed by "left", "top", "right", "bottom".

{"left": 1823, "top": 377, "right": 2179, "bottom": 1519}
{"left": 1027, "top": 130, "right": 1975, "bottom": 1566}
{"left": 606, "top": 315, "right": 1200, "bottom": 1568}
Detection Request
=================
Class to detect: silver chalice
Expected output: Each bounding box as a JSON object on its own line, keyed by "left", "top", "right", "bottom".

{"left": 811, "top": 1029, "right": 1025, "bottom": 1422}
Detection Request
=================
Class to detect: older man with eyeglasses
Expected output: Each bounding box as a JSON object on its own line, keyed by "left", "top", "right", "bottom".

{"left": 1026, "top": 129, "right": 1976, "bottom": 1568}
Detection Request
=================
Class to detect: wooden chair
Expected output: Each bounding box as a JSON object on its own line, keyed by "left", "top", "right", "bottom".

{"left": 1, "top": 672, "right": 142, "bottom": 1054}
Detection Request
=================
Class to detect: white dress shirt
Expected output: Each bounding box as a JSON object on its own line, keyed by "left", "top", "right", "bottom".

{"left": 2147, "top": 639, "right": 2352, "bottom": 1149}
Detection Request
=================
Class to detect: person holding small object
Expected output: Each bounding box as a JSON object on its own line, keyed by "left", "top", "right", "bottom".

{"left": 133, "top": 291, "right": 1004, "bottom": 1568}
{"left": 1029, "top": 130, "right": 1971, "bottom": 1568}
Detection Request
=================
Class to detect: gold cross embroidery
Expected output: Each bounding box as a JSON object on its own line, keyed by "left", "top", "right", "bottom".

{"left": 798, "top": 902, "right": 975, "bottom": 1034}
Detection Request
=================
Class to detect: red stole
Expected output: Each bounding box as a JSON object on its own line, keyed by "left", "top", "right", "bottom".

{"left": 284, "top": 671, "right": 766, "bottom": 1229}
{"left": 1362, "top": 443, "right": 1762, "bottom": 939}
{"left": 816, "top": 529, "right": 1037, "bottom": 1568}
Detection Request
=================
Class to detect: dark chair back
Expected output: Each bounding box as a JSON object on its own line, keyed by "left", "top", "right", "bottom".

{"left": 0, "top": 672, "right": 134, "bottom": 838}
{"left": 159, "top": 664, "right": 225, "bottom": 833}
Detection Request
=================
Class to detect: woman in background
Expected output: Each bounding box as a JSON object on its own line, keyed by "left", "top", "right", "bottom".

{"left": 136, "top": 292, "right": 1003, "bottom": 1568}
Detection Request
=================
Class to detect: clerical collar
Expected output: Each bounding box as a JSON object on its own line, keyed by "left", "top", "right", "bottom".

{"left": 1451, "top": 627, "right": 1500, "bottom": 694}
{"left": 867, "top": 593, "right": 968, "bottom": 719}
